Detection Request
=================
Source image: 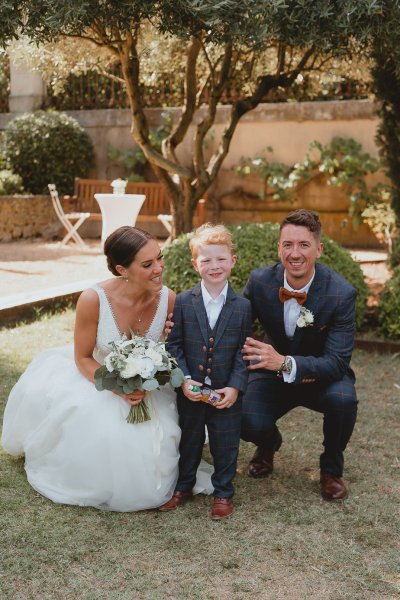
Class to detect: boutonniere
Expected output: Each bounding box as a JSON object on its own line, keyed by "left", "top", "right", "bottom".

{"left": 297, "top": 306, "right": 314, "bottom": 328}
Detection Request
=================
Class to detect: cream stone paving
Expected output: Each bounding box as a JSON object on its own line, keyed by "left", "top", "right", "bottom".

{"left": 0, "top": 239, "right": 109, "bottom": 299}
{"left": 0, "top": 239, "right": 390, "bottom": 308}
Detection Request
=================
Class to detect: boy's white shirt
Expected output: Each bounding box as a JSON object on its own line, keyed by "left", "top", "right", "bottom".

{"left": 201, "top": 280, "right": 228, "bottom": 385}
{"left": 201, "top": 280, "right": 228, "bottom": 328}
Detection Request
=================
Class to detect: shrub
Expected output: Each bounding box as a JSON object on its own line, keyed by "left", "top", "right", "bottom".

{"left": 0, "top": 169, "right": 24, "bottom": 195}
{"left": 389, "top": 235, "right": 400, "bottom": 269}
{"left": 378, "top": 266, "right": 400, "bottom": 339}
{"left": 237, "top": 137, "right": 388, "bottom": 227}
{"left": 163, "top": 222, "right": 368, "bottom": 329}
{"left": 3, "top": 111, "right": 94, "bottom": 194}
{"left": 0, "top": 131, "right": 6, "bottom": 169}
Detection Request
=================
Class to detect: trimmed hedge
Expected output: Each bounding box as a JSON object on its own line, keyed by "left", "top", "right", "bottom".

{"left": 3, "top": 111, "right": 94, "bottom": 195}
{"left": 378, "top": 266, "right": 400, "bottom": 339}
{"left": 163, "top": 222, "right": 368, "bottom": 329}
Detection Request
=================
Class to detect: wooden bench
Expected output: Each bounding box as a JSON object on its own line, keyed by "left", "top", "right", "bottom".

{"left": 64, "top": 178, "right": 206, "bottom": 235}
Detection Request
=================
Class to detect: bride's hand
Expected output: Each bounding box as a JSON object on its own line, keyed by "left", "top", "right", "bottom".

{"left": 117, "top": 390, "right": 146, "bottom": 406}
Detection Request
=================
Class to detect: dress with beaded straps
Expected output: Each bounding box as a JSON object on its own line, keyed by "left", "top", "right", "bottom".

{"left": 1, "top": 284, "right": 213, "bottom": 511}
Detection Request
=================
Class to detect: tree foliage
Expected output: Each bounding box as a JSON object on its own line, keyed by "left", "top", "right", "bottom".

{"left": 371, "top": 1, "right": 400, "bottom": 226}
{"left": 0, "top": 1, "right": 388, "bottom": 235}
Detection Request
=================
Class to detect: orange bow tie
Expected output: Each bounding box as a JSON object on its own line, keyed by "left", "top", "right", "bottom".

{"left": 279, "top": 286, "right": 307, "bottom": 305}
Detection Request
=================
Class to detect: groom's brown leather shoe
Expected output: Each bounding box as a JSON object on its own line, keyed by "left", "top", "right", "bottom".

{"left": 248, "top": 432, "right": 283, "bottom": 478}
{"left": 320, "top": 472, "right": 348, "bottom": 501}
{"left": 158, "top": 490, "right": 193, "bottom": 511}
{"left": 211, "top": 497, "right": 233, "bottom": 520}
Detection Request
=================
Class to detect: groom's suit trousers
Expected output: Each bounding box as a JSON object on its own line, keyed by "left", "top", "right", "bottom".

{"left": 241, "top": 371, "right": 357, "bottom": 476}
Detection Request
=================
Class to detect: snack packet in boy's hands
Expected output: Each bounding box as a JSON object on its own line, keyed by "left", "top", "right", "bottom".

{"left": 189, "top": 385, "right": 224, "bottom": 406}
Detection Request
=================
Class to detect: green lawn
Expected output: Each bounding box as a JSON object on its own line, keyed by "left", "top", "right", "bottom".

{"left": 1, "top": 311, "right": 399, "bottom": 599}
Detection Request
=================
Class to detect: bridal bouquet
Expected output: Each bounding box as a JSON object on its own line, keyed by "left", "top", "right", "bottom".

{"left": 94, "top": 334, "right": 185, "bottom": 424}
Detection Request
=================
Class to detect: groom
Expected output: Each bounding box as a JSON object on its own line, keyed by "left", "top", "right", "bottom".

{"left": 241, "top": 209, "right": 358, "bottom": 500}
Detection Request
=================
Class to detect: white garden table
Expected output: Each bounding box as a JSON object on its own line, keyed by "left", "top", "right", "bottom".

{"left": 94, "top": 193, "right": 146, "bottom": 243}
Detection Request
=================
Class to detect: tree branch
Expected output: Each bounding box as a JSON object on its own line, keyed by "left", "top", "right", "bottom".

{"left": 206, "top": 105, "right": 241, "bottom": 183}
{"left": 119, "top": 29, "right": 192, "bottom": 179}
{"left": 196, "top": 73, "right": 211, "bottom": 108}
{"left": 166, "top": 36, "right": 202, "bottom": 152}
{"left": 193, "top": 42, "right": 233, "bottom": 190}
{"left": 203, "top": 45, "right": 318, "bottom": 190}
{"left": 277, "top": 42, "right": 286, "bottom": 74}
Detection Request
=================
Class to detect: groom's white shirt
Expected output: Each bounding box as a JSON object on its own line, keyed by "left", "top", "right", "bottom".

{"left": 282, "top": 271, "right": 314, "bottom": 384}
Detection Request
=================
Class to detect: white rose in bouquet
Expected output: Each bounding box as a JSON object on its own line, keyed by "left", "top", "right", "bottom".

{"left": 120, "top": 354, "right": 140, "bottom": 378}
{"left": 136, "top": 357, "right": 156, "bottom": 378}
{"left": 145, "top": 347, "right": 163, "bottom": 366}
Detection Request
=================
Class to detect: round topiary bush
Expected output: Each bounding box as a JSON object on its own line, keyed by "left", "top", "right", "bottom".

{"left": 0, "top": 169, "right": 24, "bottom": 195}
{"left": 378, "top": 266, "right": 400, "bottom": 339}
{"left": 3, "top": 111, "right": 94, "bottom": 194}
{"left": 163, "top": 222, "right": 368, "bottom": 329}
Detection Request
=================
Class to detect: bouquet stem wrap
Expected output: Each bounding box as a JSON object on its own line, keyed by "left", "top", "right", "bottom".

{"left": 127, "top": 400, "right": 151, "bottom": 424}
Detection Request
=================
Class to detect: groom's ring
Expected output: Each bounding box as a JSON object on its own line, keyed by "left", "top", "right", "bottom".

{"left": 258, "top": 355, "right": 262, "bottom": 362}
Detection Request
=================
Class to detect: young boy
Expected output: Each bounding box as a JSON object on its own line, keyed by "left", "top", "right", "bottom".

{"left": 160, "top": 223, "right": 252, "bottom": 519}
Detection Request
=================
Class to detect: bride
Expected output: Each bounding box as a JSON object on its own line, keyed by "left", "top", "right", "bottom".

{"left": 1, "top": 226, "right": 212, "bottom": 511}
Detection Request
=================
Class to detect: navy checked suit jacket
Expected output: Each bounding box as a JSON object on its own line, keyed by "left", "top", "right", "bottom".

{"left": 243, "top": 262, "right": 357, "bottom": 385}
{"left": 167, "top": 282, "right": 252, "bottom": 393}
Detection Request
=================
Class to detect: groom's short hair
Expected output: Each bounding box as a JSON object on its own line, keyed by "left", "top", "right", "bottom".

{"left": 280, "top": 209, "right": 322, "bottom": 241}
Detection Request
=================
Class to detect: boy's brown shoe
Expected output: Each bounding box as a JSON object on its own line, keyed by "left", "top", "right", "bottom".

{"left": 158, "top": 490, "right": 193, "bottom": 511}
{"left": 211, "top": 497, "right": 233, "bottom": 520}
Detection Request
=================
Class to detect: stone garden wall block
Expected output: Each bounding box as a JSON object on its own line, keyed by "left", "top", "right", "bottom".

{"left": 0, "top": 195, "right": 60, "bottom": 241}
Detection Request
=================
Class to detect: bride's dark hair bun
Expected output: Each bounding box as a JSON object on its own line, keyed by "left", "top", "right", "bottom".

{"left": 104, "top": 226, "right": 154, "bottom": 276}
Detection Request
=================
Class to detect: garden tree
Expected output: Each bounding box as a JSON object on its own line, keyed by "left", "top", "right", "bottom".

{"left": 1, "top": 1, "right": 385, "bottom": 236}
{"left": 9, "top": 36, "right": 115, "bottom": 96}
{"left": 371, "top": 1, "right": 400, "bottom": 232}
{"left": 9, "top": 32, "right": 373, "bottom": 107}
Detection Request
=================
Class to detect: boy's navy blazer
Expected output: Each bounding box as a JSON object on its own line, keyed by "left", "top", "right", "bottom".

{"left": 167, "top": 282, "right": 252, "bottom": 393}
{"left": 243, "top": 262, "right": 357, "bottom": 385}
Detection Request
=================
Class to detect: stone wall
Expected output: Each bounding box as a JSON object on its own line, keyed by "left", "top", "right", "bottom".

{"left": 0, "top": 195, "right": 60, "bottom": 242}
{"left": 0, "top": 99, "right": 380, "bottom": 180}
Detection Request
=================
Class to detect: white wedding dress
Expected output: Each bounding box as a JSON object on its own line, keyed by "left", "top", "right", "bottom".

{"left": 1, "top": 285, "right": 213, "bottom": 511}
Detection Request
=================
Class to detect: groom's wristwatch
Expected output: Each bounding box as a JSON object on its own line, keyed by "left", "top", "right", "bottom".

{"left": 280, "top": 356, "right": 293, "bottom": 374}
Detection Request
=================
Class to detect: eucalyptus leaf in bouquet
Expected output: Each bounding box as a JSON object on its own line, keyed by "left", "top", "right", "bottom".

{"left": 94, "top": 334, "right": 184, "bottom": 424}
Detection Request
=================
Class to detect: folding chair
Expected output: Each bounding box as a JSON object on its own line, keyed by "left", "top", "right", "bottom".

{"left": 48, "top": 184, "right": 90, "bottom": 248}
{"left": 157, "top": 213, "right": 173, "bottom": 248}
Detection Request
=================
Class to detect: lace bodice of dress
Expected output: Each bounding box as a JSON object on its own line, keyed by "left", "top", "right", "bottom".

{"left": 91, "top": 284, "right": 169, "bottom": 365}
